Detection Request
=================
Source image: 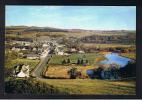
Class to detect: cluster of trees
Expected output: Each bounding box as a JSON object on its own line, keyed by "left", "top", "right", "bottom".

{"left": 80, "top": 34, "right": 135, "bottom": 44}
{"left": 119, "top": 61, "right": 136, "bottom": 78}
{"left": 67, "top": 68, "right": 83, "bottom": 79}
{"left": 5, "top": 51, "right": 18, "bottom": 78}
{"left": 62, "top": 57, "right": 89, "bottom": 66}
{"left": 62, "top": 58, "right": 71, "bottom": 65}
{"left": 82, "top": 46, "right": 135, "bottom": 53}
{"left": 5, "top": 78, "right": 67, "bottom": 95}
{"left": 67, "top": 61, "right": 136, "bottom": 80}
{"left": 87, "top": 62, "right": 136, "bottom": 80}
{"left": 77, "top": 58, "right": 88, "bottom": 66}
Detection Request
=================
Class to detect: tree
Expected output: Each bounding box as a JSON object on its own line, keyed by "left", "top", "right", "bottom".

{"left": 81, "top": 59, "right": 84, "bottom": 65}
{"left": 62, "top": 59, "right": 66, "bottom": 65}
{"left": 85, "top": 60, "right": 88, "bottom": 64}
{"left": 67, "top": 58, "right": 70, "bottom": 64}
{"left": 77, "top": 58, "right": 80, "bottom": 65}
{"left": 119, "top": 62, "right": 136, "bottom": 78}
{"left": 68, "top": 68, "right": 77, "bottom": 79}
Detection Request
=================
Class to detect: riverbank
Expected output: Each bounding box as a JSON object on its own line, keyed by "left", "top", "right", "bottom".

{"left": 119, "top": 52, "right": 136, "bottom": 60}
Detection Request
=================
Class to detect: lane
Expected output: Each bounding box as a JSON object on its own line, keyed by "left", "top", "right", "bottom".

{"left": 31, "top": 50, "right": 52, "bottom": 78}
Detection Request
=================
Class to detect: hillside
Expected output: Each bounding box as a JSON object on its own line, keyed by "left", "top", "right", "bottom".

{"left": 5, "top": 26, "right": 136, "bottom": 44}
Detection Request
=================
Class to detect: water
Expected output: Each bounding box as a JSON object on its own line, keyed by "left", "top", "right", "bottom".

{"left": 100, "top": 53, "right": 132, "bottom": 67}
{"left": 86, "top": 69, "right": 95, "bottom": 79}
{"left": 86, "top": 53, "right": 133, "bottom": 79}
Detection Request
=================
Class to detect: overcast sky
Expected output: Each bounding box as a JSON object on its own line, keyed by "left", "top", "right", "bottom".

{"left": 6, "top": 6, "right": 136, "bottom": 30}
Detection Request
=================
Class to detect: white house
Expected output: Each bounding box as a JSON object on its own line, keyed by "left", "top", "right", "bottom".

{"left": 26, "top": 54, "right": 39, "bottom": 60}
{"left": 21, "top": 47, "right": 27, "bottom": 51}
{"left": 17, "top": 65, "right": 30, "bottom": 77}
{"left": 70, "top": 48, "right": 77, "bottom": 53}
{"left": 11, "top": 47, "right": 21, "bottom": 52}
{"left": 57, "top": 51, "right": 64, "bottom": 55}
{"left": 55, "top": 44, "right": 65, "bottom": 55}
{"left": 32, "top": 47, "right": 37, "bottom": 51}
{"left": 78, "top": 50, "right": 85, "bottom": 54}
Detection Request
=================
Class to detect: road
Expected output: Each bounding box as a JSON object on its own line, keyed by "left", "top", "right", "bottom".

{"left": 31, "top": 50, "right": 52, "bottom": 79}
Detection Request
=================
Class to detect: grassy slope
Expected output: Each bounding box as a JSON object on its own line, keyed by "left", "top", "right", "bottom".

{"left": 5, "top": 58, "right": 40, "bottom": 71}
{"left": 40, "top": 79, "right": 136, "bottom": 95}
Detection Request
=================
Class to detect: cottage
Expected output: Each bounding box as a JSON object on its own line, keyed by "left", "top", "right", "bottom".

{"left": 78, "top": 50, "right": 85, "bottom": 54}
{"left": 57, "top": 51, "right": 64, "bottom": 55}
{"left": 21, "top": 47, "right": 27, "bottom": 51}
{"left": 26, "top": 54, "right": 39, "bottom": 60}
{"left": 11, "top": 47, "right": 21, "bottom": 52}
{"left": 70, "top": 48, "right": 77, "bottom": 53}
{"left": 64, "top": 53, "right": 71, "bottom": 56}
{"left": 17, "top": 65, "right": 30, "bottom": 77}
{"left": 32, "top": 47, "right": 37, "bottom": 51}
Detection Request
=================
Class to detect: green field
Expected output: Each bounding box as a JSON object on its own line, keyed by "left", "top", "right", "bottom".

{"left": 5, "top": 58, "right": 40, "bottom": 71}
{"left": 44, "top": 52, "right": 106, "bottom": 78}
{"left": 49, "top": 52, "right": 105, "bottom": 66}
{"left": 40, "top": 79, "right": 136, "bottom": 95}
{"left": 120, "top": 52, "right": 136, "bottom": 60}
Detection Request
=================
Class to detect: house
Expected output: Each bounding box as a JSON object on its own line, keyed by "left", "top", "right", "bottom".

{"left": 11, "top": 47, "right": 21, "bottom": 52}
{"left": 42, "top": 43, "right": 48, "bottom": 47}
{"left": 26, "top": 54, "right": 39, "bottom": 60}
{"left": 64, "top": 53, "right": 71, "bottom": 56}
{"left": 57, "top": 51, "right": 64, "bottom": 55}
{"left": 17, "top": 65, "right": 30, "bottom": 77}
{"left": 78, "top": 50, "right": 85, "bottom": 54}
{"left": 54, "top": 44, "right": 65, "bottom": 55}
{"left": 24, "top": 42, "right": 31, "bottom": 46}
{"left": 21, "top": 47, "right": 27, "bottom": 51}
{"left": 12, "top": 40, "right": 32, "bottom": 46}
{"left": 32, "top": 47, "right": 37, "bottom": 51}
{"left": 70, "top": 48, "right": 77, "bottom": 53}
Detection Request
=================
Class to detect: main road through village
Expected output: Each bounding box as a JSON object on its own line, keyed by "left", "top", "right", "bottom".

{"left": 31, "top": 50, "right": 52, "bottom": 79}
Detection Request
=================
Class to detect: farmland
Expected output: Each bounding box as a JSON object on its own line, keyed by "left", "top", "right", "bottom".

{"left": 120, "top": 52, "right": 136, "bottom": 60}
{"left": 48, "top": 52, "right": 105, "bottom": 66}
{"left": 40, "top": 79, "right": 136, "bottom": 95}
{"left": 5, "top": 58, "right": 39, "bottom": 70}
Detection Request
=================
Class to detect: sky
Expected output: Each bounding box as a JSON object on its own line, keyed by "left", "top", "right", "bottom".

{"left": 6, "top": 6, "right": 136, "bottom": 30}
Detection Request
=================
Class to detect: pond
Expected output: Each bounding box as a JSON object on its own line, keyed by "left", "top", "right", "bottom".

{"left": 86, "top": 53, "right": 133, "bottom": 79}
{"left": 99, "top": 53, "right": 132, "bottom": 68}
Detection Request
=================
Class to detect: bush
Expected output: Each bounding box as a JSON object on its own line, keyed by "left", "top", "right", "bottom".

{"left": 119, "top": 62, "right": 136, "bottom": 78}
{"left": 5, "top": 78, "right": 67, "bottom": 95}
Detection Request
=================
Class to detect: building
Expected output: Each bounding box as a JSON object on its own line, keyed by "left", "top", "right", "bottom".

{"left": 55, "top": 45, "right": 65, "bottom": 55}
{"left": 78, "top": 50, "right": 85, "bottom": 54}
{"left": 17, "top": 65, "right": 30, "bottom": 77}
{"left": 11, "top": 47, "right": 21, "bottom": 52}
{"left": 26, "top": 54, "right": 39, "bottom": 60}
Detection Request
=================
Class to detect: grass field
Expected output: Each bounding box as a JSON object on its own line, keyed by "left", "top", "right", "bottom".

{"left": 49, "top": 52, "right": 105, "bottom": 66}
{"left": 44, "top": 65, "right": 96, "bottom": 79}
{"left": 5, "top": 58, "right": 40, "bottom": 72}
{"left": 44, "top": 52, "right": 106, "bottom": 78}
{"left": 120, "top": 52, "right": 136, "bottom": 60}
{"left": 40, "top": 79, "right": 136, "bottom": 95}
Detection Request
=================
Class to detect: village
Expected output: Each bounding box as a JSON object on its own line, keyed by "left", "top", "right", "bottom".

{"left": 5, "top": 35, "right": 88, "bottom": 78}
